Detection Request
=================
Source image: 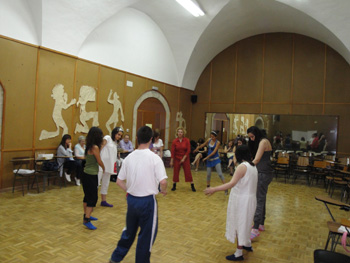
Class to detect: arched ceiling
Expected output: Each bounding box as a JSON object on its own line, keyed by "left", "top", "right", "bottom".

{"left": 1, "top": 0, "right": 350, "bottom": 91}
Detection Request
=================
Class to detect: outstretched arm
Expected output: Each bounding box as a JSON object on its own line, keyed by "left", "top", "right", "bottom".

{"left": 204, "top": 164, "right": 246, "bottom": 195}
{"left": 203, "top": 141, "right": 220, "bottom": 161}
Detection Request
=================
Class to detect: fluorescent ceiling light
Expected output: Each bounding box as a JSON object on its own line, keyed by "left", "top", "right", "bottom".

{"left": 176, "top": 0, "right": 205, "bottom": 17}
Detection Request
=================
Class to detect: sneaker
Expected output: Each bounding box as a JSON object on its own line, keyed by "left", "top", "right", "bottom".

{"left": 259, "top": 225, "right": 265, "bottom": 231}
{"left": 250, "top": 229, "right": 260, "bottom": 240}
{"left": 226, "top": 254, "right": 244, "bottom": 261}
{"left": 83, "top": 221, "right": 97, "bottom": 230}
{"left": 243, "top": 246, "right": 253, "bottom": 252}
{"left": 75, "top": 178, "right": 81, "bottom": 186}
{"left": 65, "top": 172, "right": 71, "bottom": 182}
{"left": 109, "top": 259, "right": 120, "bottom": 263}
{"left": 101, "top": 201, "right": 113, "bottom": 207}
{"left": 89, "top": 216, "right": 98, "bottom": 221}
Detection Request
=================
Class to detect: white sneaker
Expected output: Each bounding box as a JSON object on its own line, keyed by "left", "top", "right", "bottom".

{"left": 65, "top": 172, "right": 71, "bottom": 182}
{"left": 75, "top": 178, "right": 81, "bottom": 186}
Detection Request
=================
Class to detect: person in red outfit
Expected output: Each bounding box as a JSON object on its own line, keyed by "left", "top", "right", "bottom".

{"left": 170, "top": 127, "right": 196, "bottom": 192}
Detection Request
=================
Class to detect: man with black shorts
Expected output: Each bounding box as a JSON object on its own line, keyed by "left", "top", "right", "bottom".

{"left": 110, "top": 126, "right": 168, "bottom": 263}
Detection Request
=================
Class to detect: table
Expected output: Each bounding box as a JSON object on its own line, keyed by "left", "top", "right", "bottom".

{"left": 315, "top": 195, "right": 350, "bottom": 221}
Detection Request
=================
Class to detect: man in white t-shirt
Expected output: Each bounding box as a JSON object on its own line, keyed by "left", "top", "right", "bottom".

{"left": 109, "top": 126, "right": 168, "bottom": 263}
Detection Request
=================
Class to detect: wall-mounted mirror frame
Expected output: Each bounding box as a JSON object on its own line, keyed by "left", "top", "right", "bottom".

{"left": 205, "top": 113, "right": 338, "bottom": 154}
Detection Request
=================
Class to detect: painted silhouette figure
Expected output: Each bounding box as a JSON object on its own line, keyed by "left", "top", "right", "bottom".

{"left": 39, "top": 84, "right": 76, "bottom": 140}
{"left": 176, "top": 111, "right": 186, "bottom": 135}
{"left": 240, "top": 116, "right": 245, "bottom": 134}
{"left": 233, "top": 116, "right": 239, "bottom": 135}
{"left": 75, "top": 85, "right": 99, "bottom": 134}
{"left": 106, "top": 90, "right": 124, "bottom": 134}
{"left": 244, "top": 118, "right": 249, "bottom": 132}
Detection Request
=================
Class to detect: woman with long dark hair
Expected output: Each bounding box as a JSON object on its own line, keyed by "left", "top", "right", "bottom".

{"left": 247, "top": 126, "right": 273, "bottom": 240}
{"left": 205, "top": 145, "right": 258, "bottom": 261}
{"left": 82, "top": 127, "right": 105, "bottom": 230}
{"left": 191, "top": 138, "right": 207, "bottom": 172}
{"left": 195, "top": 131, "right": 227, "bottom": 192}
{"left": 98, "top": 127, "right": 123, "bottom": 207}
{"left": 57, "top": 134, "right": 81, "bottom": 185}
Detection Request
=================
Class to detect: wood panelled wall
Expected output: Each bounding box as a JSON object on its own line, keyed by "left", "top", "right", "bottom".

{"left": 0, "top": 36, "right": 193, "bottom": 190}
{"left": 191, "top": 33, "right": 350, "bottom": 155}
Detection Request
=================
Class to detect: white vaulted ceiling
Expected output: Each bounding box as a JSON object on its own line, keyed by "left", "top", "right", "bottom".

{"left": 1, "top": 0, "right": 350, "bottom": 91}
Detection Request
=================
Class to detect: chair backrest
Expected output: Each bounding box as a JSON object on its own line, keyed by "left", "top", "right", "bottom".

{"left": 324, "top": 155, "right": 335, "bottom": 161}
{"left": 277, "top": 157, "right": 289, "bottom": 165}
{"left": 338, "top": 157, "right": 349, "bottom": 166}
{"left": 297, "top": 156, "right": 309, "bottom": 166}
{"left": 313, "top": 160, "right": 327, "bottom": 169}
{"left": 12, "top": 157, "right": 32, "bottom": 169}
{"left": 278, "top": 151, "right": 289, "bottom": 158}
{"left": 314, "top": 249, "right": 350, "bottom": 263}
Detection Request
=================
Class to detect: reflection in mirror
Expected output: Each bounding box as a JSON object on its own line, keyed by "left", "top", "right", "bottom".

{"left": 205, "top": 113, "right": 338, "bottom": 154}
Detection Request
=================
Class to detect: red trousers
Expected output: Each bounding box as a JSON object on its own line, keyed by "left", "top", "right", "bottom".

{"left": 173, "top": 158, "right": 193, "bottom": 183}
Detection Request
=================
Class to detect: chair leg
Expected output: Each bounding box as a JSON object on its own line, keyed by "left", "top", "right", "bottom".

{"left": 325, "top": 231, "right": 331, "bottom": 250}
{"left": 21, "top": 177, "right": 25, "bottom": 196}
{"left": 12, "top": 174, "right": 17, "bottom": 193}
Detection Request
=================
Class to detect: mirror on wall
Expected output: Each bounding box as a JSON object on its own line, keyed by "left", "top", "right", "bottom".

{"left": 205, "top": 113, "right": 338, "bottom": 153}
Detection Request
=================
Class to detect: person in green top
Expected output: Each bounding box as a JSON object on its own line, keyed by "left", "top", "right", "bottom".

{"left": 82, "top": 127, "right": 105, "bottom": 230}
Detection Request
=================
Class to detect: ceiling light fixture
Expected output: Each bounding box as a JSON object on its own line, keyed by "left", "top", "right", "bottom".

{"left": 176, "top": 0, "right": 205, "bottom": 17}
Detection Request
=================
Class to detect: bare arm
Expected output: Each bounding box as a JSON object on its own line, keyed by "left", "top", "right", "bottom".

{"left": 204, "top": 164, "right": 247, "bottom": 195}
{"left": 159, "top": 178, "right": 167, "bottom": 196}
{"left": 160, "top": 146, "right": 163, "bottom": 158}
{"left": 224, "top": 145, "right": 228, "bottom": 153}
{"left": 194, "top": 138, "right": 210, "bottom": 153}
{"left": 253, "top": 139, "right": 270, "bottom": 165}
{"left": 92, "top": 145, "right": 105, "bottom": 172}
{"left": 203, "top": 141, "right": 220, "bottom": 161}
{"left": 116, "top": 178, "right": 127, "bottom": 192}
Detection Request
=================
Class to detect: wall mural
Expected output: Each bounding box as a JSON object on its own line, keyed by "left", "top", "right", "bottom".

{"left": 106, "top": 89, "right": 124, "bottom": 134}
{"left": 40, "top": 84, "right": 125, "bottom": 140}
{"left": 176, "top": 111, "right": 186, "bottom": 135}
{"left": 39, "top": 84, "right": 76, "bottom": 140}
{"left": 74, "top": 86, "right": 99, "bottom": 134}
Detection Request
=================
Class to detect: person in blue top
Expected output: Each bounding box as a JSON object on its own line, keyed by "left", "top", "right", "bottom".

{"left": 195, "top": 131, "right": 227, "bottom": 194}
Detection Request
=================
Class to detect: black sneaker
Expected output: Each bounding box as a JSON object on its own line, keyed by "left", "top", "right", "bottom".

{"left": 226, "top": 254, "right": 244, "bottom": 261}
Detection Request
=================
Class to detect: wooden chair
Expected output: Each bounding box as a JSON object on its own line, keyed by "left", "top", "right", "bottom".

{"left": 274, "top": 156, "right": 289, "bottom": 183}
{"left": 310, "top": 160, "right": 328, "bottom": 186}
{"left": 11, "top": 157, "right": 39, "bottom": 196}
{"left": 292, "top": 156, "right": 311, "bottom": 185}
{"left": 35, "top": 152, "right": 62, "bottom": 192}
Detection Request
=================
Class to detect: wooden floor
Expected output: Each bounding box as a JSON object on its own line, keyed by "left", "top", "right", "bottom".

{"left": 1, "top": 168, "right": 349, "bottom": 263}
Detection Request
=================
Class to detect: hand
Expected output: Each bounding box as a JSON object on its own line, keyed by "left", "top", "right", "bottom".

{"left": 194, "top": 148, "right": 198, "bottom": 153}
{"left": 170, "top": 160, "right": 173, "bottom": 168}
{"left": 180, "top": 159, "right": 185, "bottom": 164}
{"left": 204, "top": 187, "right": 214, "bottom": 196}
{"left": 160, "top": 190, "right": 167, "bottom": 196}
{"left": 202, "top": 157, "right": 208, "bottom": 162}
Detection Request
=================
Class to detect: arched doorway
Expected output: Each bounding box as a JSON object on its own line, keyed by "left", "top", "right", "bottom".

{"left": 132, "top": 91, "right": 170, "bottom": 148}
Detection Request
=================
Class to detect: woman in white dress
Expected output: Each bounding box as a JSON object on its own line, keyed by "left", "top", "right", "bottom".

{"left": 98, "top": 127, "right": 123, "bottom": 207}
{"left": 204, "top": 145, "right": 258, "bottom": 261}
